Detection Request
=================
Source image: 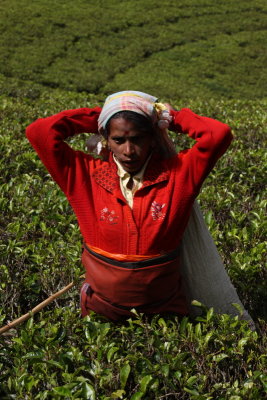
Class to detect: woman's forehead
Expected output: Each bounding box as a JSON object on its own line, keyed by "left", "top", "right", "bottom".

{"left": 108, "top": 118, "right": 149, "bottom": 136}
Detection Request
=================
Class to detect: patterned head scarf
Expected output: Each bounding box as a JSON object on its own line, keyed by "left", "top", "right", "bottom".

{"left": 87, "top": 90, "right": 175, "bottom": 159}
{"left": 98, "top": 91, "right": 158, "bottom": 131}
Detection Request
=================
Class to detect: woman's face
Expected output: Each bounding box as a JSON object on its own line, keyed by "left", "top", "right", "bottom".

{"left": 107, "top": 117, "right": 154, "bottom": 175}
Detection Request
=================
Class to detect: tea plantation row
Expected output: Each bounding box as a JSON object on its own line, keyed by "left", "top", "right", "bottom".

{"left": 0, "top": 0, "right": 266, "bottom": 99}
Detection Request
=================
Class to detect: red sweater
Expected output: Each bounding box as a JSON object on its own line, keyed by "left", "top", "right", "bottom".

{"left": 26, "top": 107, "right": 232, "bottom": 256}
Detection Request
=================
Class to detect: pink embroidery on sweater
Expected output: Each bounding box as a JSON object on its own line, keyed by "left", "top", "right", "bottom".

{"left": 100, "top": 208, "right": 119, "bottom": 224}
{"left": 151, "top": 201, "right": 166, "bottom": 221}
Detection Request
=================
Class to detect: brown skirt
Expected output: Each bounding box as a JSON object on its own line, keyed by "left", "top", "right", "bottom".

{"left": 80, "top": 245, "right": 188, "bottom": 321}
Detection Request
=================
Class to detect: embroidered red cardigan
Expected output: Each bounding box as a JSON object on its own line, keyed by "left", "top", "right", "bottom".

{"left": 26, "top": 107, "right": 232, "bottom": 256}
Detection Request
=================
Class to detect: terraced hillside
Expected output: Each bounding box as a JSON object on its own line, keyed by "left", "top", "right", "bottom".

{"left": 0, "top": 0, "right": 266, "bottom": 99}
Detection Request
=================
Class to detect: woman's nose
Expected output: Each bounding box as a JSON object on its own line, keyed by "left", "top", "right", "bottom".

{"left": 124, "top": 141, "right": 134, "bottom": 156}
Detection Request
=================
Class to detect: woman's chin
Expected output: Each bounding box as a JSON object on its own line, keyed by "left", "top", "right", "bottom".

{"left": 121, "top": 160, "right": 142, "bottom": 174}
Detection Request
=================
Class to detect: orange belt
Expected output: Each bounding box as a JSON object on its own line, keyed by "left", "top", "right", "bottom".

{"left": 86, "top": 243, "right": 160, "bottom": 262}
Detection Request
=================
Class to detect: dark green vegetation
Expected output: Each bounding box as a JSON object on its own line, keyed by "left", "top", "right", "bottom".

{"left": 1, "top": 308, "right": 266, "bottom": 399}
{"left": 0, "top": 0, "right": 266, "bottom": 398}
{"left": 0, "top": 0, "right": 266, "bottom": 99}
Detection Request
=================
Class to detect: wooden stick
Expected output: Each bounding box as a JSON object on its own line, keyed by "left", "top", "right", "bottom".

{"left": 0, "top": 274, "right": 85, "bottom": 335}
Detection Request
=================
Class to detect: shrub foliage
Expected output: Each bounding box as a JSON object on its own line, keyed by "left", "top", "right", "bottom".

{"left": 1, "top": 309, "right": 266, "bottom": 399}
{"left": 0, "top": 0, "right": 266, "bottom": 99}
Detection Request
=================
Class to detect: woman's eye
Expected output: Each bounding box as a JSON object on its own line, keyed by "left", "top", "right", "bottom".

{"left": 114, "top": 138, "right": 124, "bottom": 144}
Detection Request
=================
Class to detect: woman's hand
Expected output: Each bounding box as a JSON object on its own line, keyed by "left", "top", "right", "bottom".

{"left": 163, "top": 103, "right": 174, "bottom": 111}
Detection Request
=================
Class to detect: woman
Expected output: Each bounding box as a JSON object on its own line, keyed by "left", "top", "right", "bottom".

{"left": 26, "top": 90, "right": 247, "bottom": 322}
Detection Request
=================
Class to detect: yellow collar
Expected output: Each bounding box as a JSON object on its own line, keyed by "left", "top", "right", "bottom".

{"left": 113, "top": 154, "right": 152, "bottom": 208}
{"left": 113, "top": 154, "right": 151, "bottom": 181}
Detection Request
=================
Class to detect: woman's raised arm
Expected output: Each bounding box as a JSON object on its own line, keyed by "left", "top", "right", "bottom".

{"left": 169, "top": 108, "right": 233, "bottom": 193}
{"left": 26, "top": 107, "right": 101, "bottom": 193}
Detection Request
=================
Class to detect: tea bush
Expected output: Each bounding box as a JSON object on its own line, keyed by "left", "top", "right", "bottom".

{"left": 0, "top": 0, "right": 266, "bottom": 98}
{"left": 0, "top": 308, "right": 266, "bottom": 399}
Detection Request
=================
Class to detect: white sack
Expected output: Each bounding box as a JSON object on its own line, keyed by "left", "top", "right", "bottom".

{"left": 180, "top": 201, "right": 254, "bottom": 326}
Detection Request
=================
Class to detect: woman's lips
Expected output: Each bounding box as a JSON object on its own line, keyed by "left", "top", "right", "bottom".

{"left": 121, "top": 160, "right": 141, "bottom": 171}
{"left": 121, "top": 160, "right": 138, "bottom": 166}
